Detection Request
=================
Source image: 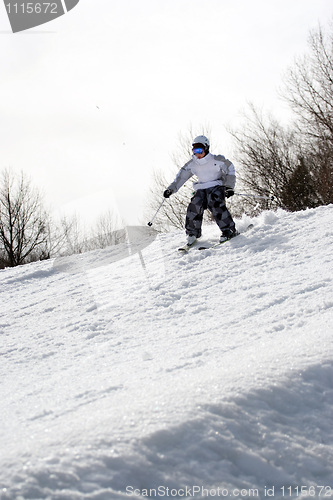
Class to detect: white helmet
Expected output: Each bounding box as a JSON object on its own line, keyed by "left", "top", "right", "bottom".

{"left": 192, "top": 135, "right": 210, "bottom": 151}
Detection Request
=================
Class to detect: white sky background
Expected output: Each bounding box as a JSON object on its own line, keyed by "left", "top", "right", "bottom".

{"left": 0, "top": 0, "right": 332, "bottom": 227}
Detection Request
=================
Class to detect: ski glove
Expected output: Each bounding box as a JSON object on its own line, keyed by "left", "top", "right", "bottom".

{"left": 225, "top": 188, "right": 234, "bottom": 198}
{"left": 163, "top": 189, "right": 172, "bottom": 198}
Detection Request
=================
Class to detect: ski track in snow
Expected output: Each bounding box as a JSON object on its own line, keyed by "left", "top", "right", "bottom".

{"left": 0, "top": 206, "right": 333, "bottom": 499}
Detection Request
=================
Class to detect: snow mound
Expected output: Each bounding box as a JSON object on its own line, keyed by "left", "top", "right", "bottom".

{"left": 1, "top": 206, "right": 333, "bottom": 499}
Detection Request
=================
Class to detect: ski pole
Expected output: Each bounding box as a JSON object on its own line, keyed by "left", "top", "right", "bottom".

{"left": 234, "top": 192, "right": 275, "bottom": 201}
{"left": 147, "top": 199, "right": 166, "bottom": 226}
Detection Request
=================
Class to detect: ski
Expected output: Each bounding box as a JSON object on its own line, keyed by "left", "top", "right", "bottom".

{"left": 198, "top": 224, "right": 254, "bottom": 250}
{"left": 178, "top": 241, "right": 197, "bottom": 253}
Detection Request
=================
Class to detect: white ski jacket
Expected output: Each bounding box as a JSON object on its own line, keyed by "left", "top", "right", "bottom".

{"left": 167, "top": 153, "right": 236, "bottom": 194}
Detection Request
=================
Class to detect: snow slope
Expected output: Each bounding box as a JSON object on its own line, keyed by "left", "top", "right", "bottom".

{"left": 1, "top": 206, "right": 333, "bottom": 500}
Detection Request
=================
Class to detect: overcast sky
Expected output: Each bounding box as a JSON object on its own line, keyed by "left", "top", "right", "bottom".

{"left": 0, "top": 0, "right": 332, "bottom": 226}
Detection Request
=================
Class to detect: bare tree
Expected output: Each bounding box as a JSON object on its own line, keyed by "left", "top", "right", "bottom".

{"left": 229, "top": 105, "right": 296, "bottom": 213}
{"left": 229, "top": 22, "right": 333, "bottom": 214}
{"left": 55, "top": 213, "right": 87, "bottom": 255}
{"left": 92, "top": 209, "right": 124, "bottom": 248}
{"left": 283, "top": 24, "right": 333, "bottom": 144}
{"left": 282, "top": 23, "right": 333, "bottom": 206}
{"left": 0, "top": 169, "right": 49, "bottom": 267}
{"left": 55, "top": 209, "right": 125, "bottom": 257}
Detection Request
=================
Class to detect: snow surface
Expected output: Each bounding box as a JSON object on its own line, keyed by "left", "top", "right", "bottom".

{"left": 1, "top": 206, "right": 333, "bottom": 500}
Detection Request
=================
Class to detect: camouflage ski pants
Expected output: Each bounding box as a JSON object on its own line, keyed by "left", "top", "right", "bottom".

{"left": 185, "top": 185, "right": 235, "bottom": 238}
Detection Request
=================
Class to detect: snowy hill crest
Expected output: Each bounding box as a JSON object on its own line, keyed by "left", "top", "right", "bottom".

{"left": 1, "top": 206, "right": 333, "bottom": 499}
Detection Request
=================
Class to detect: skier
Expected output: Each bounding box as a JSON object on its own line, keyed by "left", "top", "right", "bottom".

{"left": 163, "top": 135, "right": 237, "bottom": 246}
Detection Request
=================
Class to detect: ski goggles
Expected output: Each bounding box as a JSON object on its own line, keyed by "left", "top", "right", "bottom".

{"left": 192, "top": 147, "right": 204, "bottom": 154}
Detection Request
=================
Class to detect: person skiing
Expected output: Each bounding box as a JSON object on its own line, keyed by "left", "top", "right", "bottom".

{"left": 163, "top": 135, "right": 237, "bottom": 246}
